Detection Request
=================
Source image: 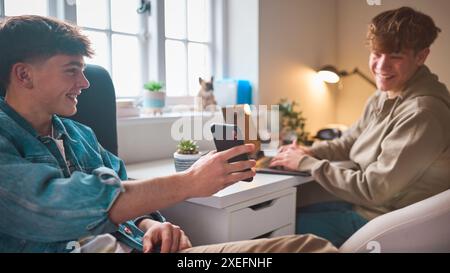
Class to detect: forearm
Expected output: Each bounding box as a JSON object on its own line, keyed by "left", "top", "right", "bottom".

{"left": 108, "top": 172, "right": 192, "bottom": 225}
{"left": 110, "top": 144, "right": 257, "bottom": 225}
{"left": 309, "top": 135, "right": 356, "bottom": 161}
{"left": 299, "top": 156, "right": 385, "bottom": 206}
{"left": 299, "top": 118, "right": 445, "bottom": 208}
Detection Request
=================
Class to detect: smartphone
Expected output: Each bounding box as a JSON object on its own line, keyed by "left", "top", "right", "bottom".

{"left": 210, "top": 123, "right": 253, "bottom": 182}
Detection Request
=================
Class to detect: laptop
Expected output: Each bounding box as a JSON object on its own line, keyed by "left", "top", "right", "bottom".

{"left": 255, "top": 153, "right": 310, "bottom": 177}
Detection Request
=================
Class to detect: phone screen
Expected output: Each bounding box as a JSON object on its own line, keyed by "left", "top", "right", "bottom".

{"left": 210, "top": 123, "right": 253, "bottom": 182}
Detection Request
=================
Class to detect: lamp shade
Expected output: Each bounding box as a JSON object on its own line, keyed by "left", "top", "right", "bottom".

{"left": 317, "top": 65, "right": 376, "bottom": 87}
{"left": 317, "top": 65, "right": 340, "bottom": 83}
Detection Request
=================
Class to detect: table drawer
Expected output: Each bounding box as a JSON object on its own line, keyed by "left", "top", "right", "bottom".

{"left": 268, "top": 224, "right": 294, "bottom": 238}
{"left": 229, "top": 190, "right": 295, "bottom": 241}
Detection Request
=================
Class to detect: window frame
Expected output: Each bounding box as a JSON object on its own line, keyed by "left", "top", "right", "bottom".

{"left": 74, "top": 0, "right": 151, "bottom": 99}
{"left": 158, "top": 0, "right": 222, "bottom": 103}
{"left": 0, "top": 1, "right": 4, "bottom": 16}
{"left": 163, "top": 0, "right": 214, "bottom": 98}
{"left": 0, "top": 0, "right": 226, "bottom": 106}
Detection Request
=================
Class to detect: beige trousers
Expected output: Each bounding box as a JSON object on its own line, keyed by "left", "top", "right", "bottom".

{"left": 179, "top": 234, "right": 338, "bottom": 253}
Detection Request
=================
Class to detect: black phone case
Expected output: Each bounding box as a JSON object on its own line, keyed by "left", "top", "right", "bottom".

{"left": 211, "top": 123, "right": 253, "bottom": 182}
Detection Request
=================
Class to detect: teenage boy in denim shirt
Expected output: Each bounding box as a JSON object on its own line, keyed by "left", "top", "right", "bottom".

{"left": 0, "top": 15, "right": 337, "bottom": 253}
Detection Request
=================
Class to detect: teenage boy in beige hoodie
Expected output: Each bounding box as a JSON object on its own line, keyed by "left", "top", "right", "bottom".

{"left": 271, "top": 6, "right": 450, "bottom": 247}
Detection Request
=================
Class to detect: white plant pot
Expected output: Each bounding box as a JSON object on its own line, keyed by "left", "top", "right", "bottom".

{"left": 173, "top": 152, "right": 201, "bottom": 172}
{"left": 143, "top": 91, "right": 166, "bottom": 110}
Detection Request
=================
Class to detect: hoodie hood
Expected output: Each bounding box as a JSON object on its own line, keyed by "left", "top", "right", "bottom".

{"left": 401, "top": 65, "right": 450, "bottom": 109}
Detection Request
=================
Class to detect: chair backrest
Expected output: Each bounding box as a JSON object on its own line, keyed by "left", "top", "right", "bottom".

{"left": 71, "top": 64, "right": 118, "bottom": 155}
{"left": 0, "top": 64, "right": 118, "bottom": 155}
{"left": 340, "top": 189, "right": 450, "bottom": 253}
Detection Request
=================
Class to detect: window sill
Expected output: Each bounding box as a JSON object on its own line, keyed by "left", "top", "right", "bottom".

{"left": 117, "top": 110, "right": 221, "bottom": 125}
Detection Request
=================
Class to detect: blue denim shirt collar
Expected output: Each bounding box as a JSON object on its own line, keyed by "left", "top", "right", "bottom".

{"left": 52, "top": 114, "right": 77, "bottom": 143}
{"left": 0, "top": 97, "right": 38, "bottom": 137}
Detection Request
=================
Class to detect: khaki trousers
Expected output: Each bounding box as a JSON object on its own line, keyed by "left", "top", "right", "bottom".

{"left": 179, "top": 234, "right": 338, "bottom": 253}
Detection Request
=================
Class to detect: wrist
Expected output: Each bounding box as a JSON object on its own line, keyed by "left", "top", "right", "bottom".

{"left": 137, "top": 218, "right": 157, "bottom": 231}
{"left": 174, "top": 170, "right": 195, "bottom": 200}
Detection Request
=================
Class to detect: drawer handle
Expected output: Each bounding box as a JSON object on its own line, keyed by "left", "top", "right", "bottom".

{"left": 249, "top": 200, "right": 275, "bottom": 211}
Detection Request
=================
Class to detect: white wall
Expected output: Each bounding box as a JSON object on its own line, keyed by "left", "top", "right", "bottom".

{"left": 336, "top": 0, "right": 450, "bottom": 126}
{"left": 118, "top": 116, "right": 218, "bottom": 164}
{"left": 258, "top": 0, "right": 338, "bottom": 134}
{"left": 226, "top": 0, "right": 259, "bottom": 104}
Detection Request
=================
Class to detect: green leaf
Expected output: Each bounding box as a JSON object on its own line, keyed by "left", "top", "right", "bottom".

{"left": 144, "top": 81, "right": 165, "bottom": 92}
{"left": 277, "top": 98, "right": 310, "bottom": 145}
{"left": 177, "top": 139, "right": 199, "bottom": 154}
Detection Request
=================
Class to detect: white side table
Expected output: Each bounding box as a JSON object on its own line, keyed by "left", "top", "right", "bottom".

{"left": 126, "top": 159, "right": 313, "bottom": 245}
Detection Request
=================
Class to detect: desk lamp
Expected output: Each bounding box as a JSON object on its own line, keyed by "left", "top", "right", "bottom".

{"left": 318, "top": 65, "right": 376, "bottom": 87}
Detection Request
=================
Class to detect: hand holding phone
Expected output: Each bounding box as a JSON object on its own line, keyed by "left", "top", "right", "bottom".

{"left": 210, "top": 123, "right": 254, "bottom": 182}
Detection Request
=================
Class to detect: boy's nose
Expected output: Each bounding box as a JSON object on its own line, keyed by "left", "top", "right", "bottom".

{"left": 79, "top": 72, "right": 90, "bottom": 90}
{"left": 377, "top": 55, "right": 391, "bottom": 70}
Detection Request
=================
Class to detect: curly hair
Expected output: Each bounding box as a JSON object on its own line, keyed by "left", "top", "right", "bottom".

{"left": 367, "top": 7, "right": 441, "bottom": 53}
{"left": 0, "top": 15, "right": 93, "bottom": 91}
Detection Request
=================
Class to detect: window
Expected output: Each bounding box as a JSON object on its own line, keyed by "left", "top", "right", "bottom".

{"left": 76, "top": 0, "right": 146, "bottom": 98}
{"left": 164, "top": 0, "right": 212, "bottom": 97}
{"left": 3, "top": 0, "right": 48, "bottom": 16}
{"left": 0, "top": 0, "right": 219, "bottom": 102}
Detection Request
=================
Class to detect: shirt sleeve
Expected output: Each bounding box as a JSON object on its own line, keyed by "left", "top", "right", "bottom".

{"left": 0, "top": 136, "right": 124, "bottom": 242}
{"left": 96, "top": 143, "right": 167, "bottom": 231}
{"left": 298, "top": 109, "right": 447, "bottom": 208}
{"left": 97, "top": 143, "right": 128, "bottom": 180}
{"left": 133, "top": 212, "right": 166, "bottom": 227}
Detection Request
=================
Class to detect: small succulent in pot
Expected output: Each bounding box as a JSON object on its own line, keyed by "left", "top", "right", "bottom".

{"left": 143, "top": 81, "right": 165, "bottom": 115}
{"left": 177, "top": 139, "right": 199, "bottom": 154}
{"left": 173, "top": 139, "right": 201, "bottom": 172}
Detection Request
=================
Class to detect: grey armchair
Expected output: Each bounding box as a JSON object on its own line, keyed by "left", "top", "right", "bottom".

{"left": 71, "top": 64, "right": 118, "bottom": 155}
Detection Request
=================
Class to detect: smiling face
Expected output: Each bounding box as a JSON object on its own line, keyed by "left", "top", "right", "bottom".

{"left": 366, "top": 7, "right": 439, "bottom": 95}
{"left": 29, "top": 54, "right": 90, "bottom": 117}
{"left": 369, "top": 48, "right": 429, "bottom": 94}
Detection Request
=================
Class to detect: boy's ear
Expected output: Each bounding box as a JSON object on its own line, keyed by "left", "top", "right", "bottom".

{"left": 12, "top": 63, "right": 34, "bottom": 89}
{"left": 416, "top": 48, "right": 430, "bottom": 66}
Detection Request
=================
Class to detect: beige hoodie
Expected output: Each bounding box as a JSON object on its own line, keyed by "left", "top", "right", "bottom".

{"left": 298, "top": 65, "right": 450, "bottom": 220}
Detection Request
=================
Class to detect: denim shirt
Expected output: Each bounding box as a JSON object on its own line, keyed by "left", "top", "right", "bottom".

{"left": 0, "top": 98, "right": 160, "bottom": 252}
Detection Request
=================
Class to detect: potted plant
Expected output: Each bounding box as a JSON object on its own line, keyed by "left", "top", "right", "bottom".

{"left": 143, "top": 81, "right": 166, "bottom": 114}
{"left": 173, "top": 139, "right": 201, "bottom": 172}
{"left": 278, "top": 98, "right": 312, "bottom": 145}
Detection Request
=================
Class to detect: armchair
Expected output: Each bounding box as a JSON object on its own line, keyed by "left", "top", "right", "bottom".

{"left": 71, "top": 64, "right": 118, "bottom": 155}
{"left": 340, "top": 189, "right": 450, "bottom": 253}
